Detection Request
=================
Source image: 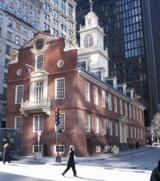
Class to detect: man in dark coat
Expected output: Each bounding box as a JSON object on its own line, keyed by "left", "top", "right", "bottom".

{"left": 62, "top": 145, "right": 77, "bottom": 177}
{"left": 150, "top": 160, "right": 160, "bottom": 181}
{"left": 2, "top": 142, "right": 11, "bottom": 164}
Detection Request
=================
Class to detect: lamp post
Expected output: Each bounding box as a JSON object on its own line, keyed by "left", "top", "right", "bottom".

{"left": 55, "top": 108, "right": 61, "bottom": 163}
{"left": 36, "top": 118, "right": 41, "bottom": 161}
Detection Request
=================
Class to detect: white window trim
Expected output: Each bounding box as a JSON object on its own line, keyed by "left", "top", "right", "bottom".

{"left": 32, "top": 145, "right": 42, "bottom": 153}
{"left": 119, "top": 99, "right": 123, "bottom": 115}
{"left": 55, "top": 77, "right": 65, "bottom": 99}
{"left": 35, "top": 54, "right": 44, "bottom": 70}
{"left": 107, "top": 94, "right": 112, "bottom": 111}
{"left": 85, "top": 114, "right": 90, "bottom": 132}
{"left": 96, "top": 145, "right": 101, "bottom": 153}
{"left": 14, "top": 116, "right": 23, "bottom": 133}
{"left": 54, "top": 145, "right": 65, "bottom": 153}
{"left": 114, "top": 96, "right": 118, "bottom": 113}
{"left": 93, "top": 86, "right": 98, "bottom": 105}
{"left": 33, "top": 114, "right": 44, "bottom": 133}
{"left": 85, "top": 81, "right": 90, "bottom": 102}
{"left": 15, "top": 85, "right": 24, "bottom": 104}
{"left": 95, "top": 117, "right": 99, "bottom": 134}
{"left": 115, "top": 122, "right": 118, "bottom": 136}
{"left": 101, "top": 90, "right": 106, "bottom": 108}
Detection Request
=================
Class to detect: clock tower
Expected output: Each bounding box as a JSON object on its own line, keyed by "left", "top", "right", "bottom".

{"left": 78, "top": 0, "right": 109, "bottom": 80}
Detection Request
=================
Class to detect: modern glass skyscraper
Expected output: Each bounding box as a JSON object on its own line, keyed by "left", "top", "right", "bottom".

{"left": 76, "top": 0, "right": 160, "bottom": 126}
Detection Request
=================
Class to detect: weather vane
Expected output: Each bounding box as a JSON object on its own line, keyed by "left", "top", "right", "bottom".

{"left": 89, "top": 0, "right": 94, "bottom": 12}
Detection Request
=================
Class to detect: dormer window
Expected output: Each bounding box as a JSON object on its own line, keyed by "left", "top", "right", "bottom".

{"left": 36, "top": 55, "right": 44, "bottom": 70}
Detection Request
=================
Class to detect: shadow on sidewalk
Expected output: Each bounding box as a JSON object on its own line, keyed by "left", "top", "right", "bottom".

{"left": 77, "top": 176, "right": 108, "bottom": 181}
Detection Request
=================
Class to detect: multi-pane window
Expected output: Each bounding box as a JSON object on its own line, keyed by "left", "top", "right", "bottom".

{"left": 3, "top": 72, "right": 7, "bottom": 82}
{"left": 61, "top": 0, "right": 66, "bottom": 13}
{"left": 35, "top": 81, "right": 43, "bottom": 103}
{"left": 101, "top": 90, "right": 105, "bottom": 108}
{"left": 57, "top": 113, "right": 65, "bottom": 131}
{"left": 15, "top": 85, "right": 24, "bottom": 104}
{"left": 84, "top": 34, "right": 93, "bottom": 48}
{"left": 119, "top": 99, "right": 123, "bottom": 115}
{"left": 107, "top": 93, "right": 112, "bottom": 111}
{"left": 139, "top": 110, "right": 142, "bottom": 122}
{"left": 134, "top": 127, "right": 137, "bottom": 139}
{"left": 15, "top": 116, "right": 23, "bottom": 132}
{"left": 33, "top": 145, "right": 42, "bottom": 153}
{"left": 5, "top": 45, "right": 11, "bottom": 55}
{"left": 55, "top": 78, "right": 65, "bottom": 99}
{"left": 33, "top": 115, "right": 44, "bottom": 132}
{"left": 85, "top": 114, "right": 90, "bottom": 132}
{"left": 96, "top": 146, "right": 101, "bottom": 152}
{"left": 113, "top": 96, "right": 118, "bottom": 113}
{"left": 130, "top": 126, "right": 133, "bottom": 138}
{"left": 125, "top": 102, "right": 128, "bottom": 117}
{"left": 44, "top": 3, "right": 50, "bottom": 12}
{"left": 133, "top": 106, "right": 136, "bottom": 120}
{"left": 68, "top": 3, "right": 73, "bottom": 17}
{"left": 129, "top": 104, "right": 132, "bottom": 118}
{"left": 8, "top": 18, "right": 13, "bottom": 28}
{"left": 4, "top": 58, "right": 9, "bottom": 69}
{"left": 115, "top": 122, "right": 118, "bottom": 136}
{"left": 36, "top": 55, "right": 44, "bottom": 70}
{"left": 126, "top": 125, "right": 129, "bottom": 138}
{"left": 85, "top": 81, "right": 90, "bottom": 102}
{"left": 3, "top": 87, "right": 7, "bottom": 98}
{"left": 7, "top": 31, "right": 12, "bottom": 40}
{"left": 109, "top": 121, "right": 113, "bottom": 136}
{"left": 56, "top": 145, "right": 65, "bottom": 153}
{"left": 93, "top": 86, "right": 98, "bottom": 105}
{"left": 95, "top": 117, "right": 99, "bottom": 134}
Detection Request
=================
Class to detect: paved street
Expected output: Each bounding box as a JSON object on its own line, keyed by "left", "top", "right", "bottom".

{"left": 0, "top": 147, "right": 159, "bottom": 181}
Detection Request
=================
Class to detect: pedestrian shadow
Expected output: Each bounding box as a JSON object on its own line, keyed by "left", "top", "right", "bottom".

{"left": 77, "top": 176, "right": 108, "bottom": 181}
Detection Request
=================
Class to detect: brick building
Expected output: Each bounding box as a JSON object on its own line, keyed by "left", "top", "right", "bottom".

{"left": 6, "top": 31, "right": 145, "bottom": 157}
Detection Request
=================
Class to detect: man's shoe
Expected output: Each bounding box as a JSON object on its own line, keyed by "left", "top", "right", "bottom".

{"left": 62, "top": 173, "right": 64, "bottom": 176}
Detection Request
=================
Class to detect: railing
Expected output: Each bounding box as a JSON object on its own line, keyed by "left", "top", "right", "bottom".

{"left": 20, "top": 99, "right": 51, "bottom": 115}
{"left": 21, "top": 99, "right": 50, "bottom": 108}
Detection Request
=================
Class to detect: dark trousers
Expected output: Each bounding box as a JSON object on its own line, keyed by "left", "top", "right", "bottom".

{"left": 62, "top": 164, "right": 77, "bottom": 176}
{"left": 3, "top": 155, "right": 11, "bottom": 164}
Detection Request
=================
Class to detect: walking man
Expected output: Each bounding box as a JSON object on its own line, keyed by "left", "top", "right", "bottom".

{"left": 3, "top": 142, "right": 11, "bottom": 165}
{"left": 62, "top": 145, "right": 77, "bottom": 177}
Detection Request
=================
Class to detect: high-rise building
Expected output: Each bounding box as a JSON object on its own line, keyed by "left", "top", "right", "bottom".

{"left": 76, "top": 0, "right": 160, "bottom": 127}
{"left": 0, "top": 0, "right": 76, "bottom": 127}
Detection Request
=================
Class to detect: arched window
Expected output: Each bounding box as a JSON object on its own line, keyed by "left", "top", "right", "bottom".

{"left": 84, "top": 34, "right": 93, "bottom": 48}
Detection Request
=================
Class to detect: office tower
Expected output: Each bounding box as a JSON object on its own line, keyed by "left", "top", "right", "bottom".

{"left": 76, "top": 0, "right": 160, "bottom": 127}
{"left": 0, "top": 0, "right": 76, "bottom": 127}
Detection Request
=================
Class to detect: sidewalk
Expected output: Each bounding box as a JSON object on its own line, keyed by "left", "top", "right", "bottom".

{"left": 13, "top": 145, "right": 153, "bottom": 165}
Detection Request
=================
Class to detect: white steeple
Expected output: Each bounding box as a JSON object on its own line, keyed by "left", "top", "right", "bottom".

{"left": 78, "top": 0, "right": 109, "bottom": 80}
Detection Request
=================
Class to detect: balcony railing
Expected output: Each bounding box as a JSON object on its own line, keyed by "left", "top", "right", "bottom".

{"left": 20, "top": 99, "right": 51, "bottom": 116}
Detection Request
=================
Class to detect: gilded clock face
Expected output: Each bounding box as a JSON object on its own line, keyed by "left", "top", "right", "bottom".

{"left": 35, "top": 38, "right": 45, "bottom": 50}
